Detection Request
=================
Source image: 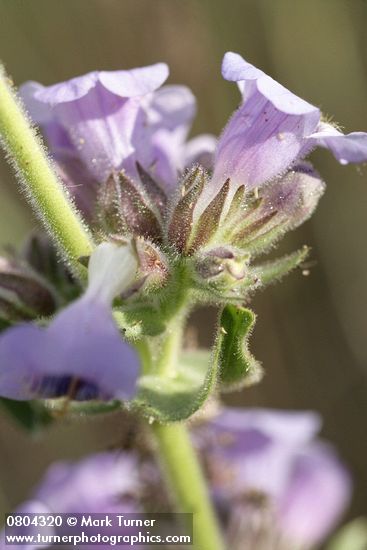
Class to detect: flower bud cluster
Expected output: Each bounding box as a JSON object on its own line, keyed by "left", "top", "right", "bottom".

{"left": 94, "top": 160, "right": 323, "bottom": 306}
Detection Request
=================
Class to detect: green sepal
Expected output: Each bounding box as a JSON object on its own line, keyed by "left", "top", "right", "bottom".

{"left": 134, "top": 350, "right": 216, "bottom": 422}
{"left": 216, "top": 305, "right": 262, "bottom": 390}
{"left": 0, "top": 398, "right": 52, "bottom": 431}
{"left": 235, "top": 222, "right": 286, "bottom": 257}
{"left": 187, "top": 179, "right": 230, "bottom": 254}
{"left": 251, "top": 246, "right": 309, "bottom": 287}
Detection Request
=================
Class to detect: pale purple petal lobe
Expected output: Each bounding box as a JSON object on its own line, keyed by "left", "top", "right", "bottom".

{"left": 196, "top": 407, "right": 351, "bottom": 548}
{"left": 0, "top": 300, "right": 139, "bottom": 401}
{"left": 214, "top": 53, "right": 320, "bottom": 189}
{"left": 222, "top": 52, "right": 318, "bottom": 115}
{"left": 0, "top": 243, "right": 140, "bottom": 402}
{"left": 24, "top": 63, "right": 169, "bottom": 105}
{"left": 184, "top": 134, "right": 217, "bottom": 170}
{"left": 279, "top": 443, "right": 352, "bottom": 546}
{"left": 310, "top": 123, "right": 367, "bottom": 164}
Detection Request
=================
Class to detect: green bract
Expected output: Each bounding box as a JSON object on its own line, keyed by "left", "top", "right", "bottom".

{"left": 216, "top": 305, "right": 262, "bottom": 390}
{"left": 135, "top": 350, "right": 215, "bottom": 422}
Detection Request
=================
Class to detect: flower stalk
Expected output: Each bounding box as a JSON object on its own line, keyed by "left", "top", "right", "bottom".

{"left": 152, "top": 421, "right": 225, "bottom": 550}
{"left": 149, "top": 311, "right": 224, "bottom": 550}
{"left": 0, "top": 65, "right": 93, "bottom": 279}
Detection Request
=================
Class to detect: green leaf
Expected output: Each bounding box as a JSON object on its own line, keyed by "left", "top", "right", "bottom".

{"left": 0, "top": 398, "right": 52, "bottom": 431}
{"left": 216, "top": 305, "right": 262, "bottom": 390}
{"left": 326, "top": 518, "right": 367, "bottom": 550}
{"left": 134, "top": 350, "right": 215, "bottom": 422}
{"left": 251, "top": 247, "right": 309, "bottom": 287}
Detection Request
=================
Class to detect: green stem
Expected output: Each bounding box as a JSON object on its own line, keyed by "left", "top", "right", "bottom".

{"left": 152, "top": 422, "right": 225, "bottom": 550}
{"left": 155, "top": 319, "right": 184, "bottom": 377}
{"left": 154, "top": 260, "right": 192, "bottom": 377}
{"left": 150, "top": 273, "right": 224, "bottom": 549}
{"left": 134, "top": 338, "right": 152, "bottom": 375}
{"left": 0, "top": 65, "right": 93, "bottom": 278}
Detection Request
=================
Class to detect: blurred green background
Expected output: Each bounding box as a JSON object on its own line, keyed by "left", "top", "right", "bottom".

{"left": 0, "top": 0, "right": 366, "bottom": 536}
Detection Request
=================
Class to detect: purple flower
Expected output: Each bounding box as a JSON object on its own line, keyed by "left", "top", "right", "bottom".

{"left": 21, "top": 66, "right": 216, "bottom": 215}
{"left": 21, "top": 54, "right": 367, "bottom": 227}
{"left": 194, "top": 52, "right": 367, "bottom": 219}
{"left": 0, "top": 243, "right": 140, "bottom": 402}
{"left": 31, "top": 452, "right": 140, "bottom": 514}
{"left": 196, "top": 408, "right": 351, "bottom": 549}
{"left": 1, "top": 452, "right": 141, "bottom": 550}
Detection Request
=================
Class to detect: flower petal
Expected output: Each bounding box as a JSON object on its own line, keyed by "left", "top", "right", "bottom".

{"left": 131, "top": 85, "right": 197, "bottom": 188}
{"left": 196, "top": 408, "right": 322, "bottom": 499}
{"left": 20, "top": 64, "right": 169, "bottom": 185}
{"left": 2, "top": 500, "right": 55, "bottom": 550}
{"left": 184, "top": 134, "right": 217, "bottom": 170}
{"left": 35, "top": 452, "right": 140, "bottom": 512}
{"left": 247, "top": 162, "right": 325, "bottom": 233}
{"left": 309, "top": 122, "right": 367, "bottom": 164}
{"left": 53, "top": 150, "right": 100, "bottom": 217}
{"left": 86, "top": 241, "right": 138, "bottom": 303}
{"left": 142, "top": 85, "right": 196, "bottom": 133}
{"left": 209, "top": 408, "right": 321, "bottom": 449}
{"left": 139, "top": 127, "right": 184, "bottom": 189}
{"left": 198, "top": 408, "right": 351, "bottom": 548}
{"left": 279, "top": 443, "right": 352, "bottom": 546}
{"left": 20, "top": 81, "right": 53, "bottom": 124}
{"left": 99, "top": 63, "right": 169, "bottom": 98}
{"left": 215, "top": 55, "right": 319, "bottom": 185}
{"left": 23, "top": 64, "right": 169, "bottom": 105}
{"left": 0, "top": 300, "right": 139, "bottom": 401}
{"left": 194, "top": 53, "right": 321, "bottom": 220}
{"left": 45, "top": 299, "right": 140, "bottom": 400}
{"left": 222, "top": 52, "right": 317, "bottom": 115}
{"left": 52, "top": 90, "right": 140, "bottom": 183}
{"left": 0, "top": 324, "right": 52, "bottom": 400}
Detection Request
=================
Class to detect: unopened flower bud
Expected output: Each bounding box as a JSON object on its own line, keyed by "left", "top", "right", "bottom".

{"left": 22, "top": 233, "right": 76, "bottom": 291}
{"left": 168, "top": 165, "right": 208, "bottom": 253}
{"left": 188, "top": 179, "right": 230, "bottom": 254}
{"left": 0, "top": 257, "right": 56, "bottom": 323}
{"left": 223, "top": 163, "right": 324, "bottom": 255}
{"left": 194, "top": 246, "right": 257, "bottom": 296}
{"left": 133, "top": 238, "right": 169, "bottom": 294}
{"left": 97, "top": 172, "right": 163, "bottom": 242}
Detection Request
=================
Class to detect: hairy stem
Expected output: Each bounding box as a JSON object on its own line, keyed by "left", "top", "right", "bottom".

{"left": 153, "top": 260, "right": 192, "bottom": 377}
{"left": 150, "top": 313, "right": 224, "bottom": 549}
{"left": 152, "top": 422, "right": 225, "bottom": 550}
{"left": 0, "top": 65, "right": 93, "bottom": 278}
{"left": 154, "top": 319, "right": 184, "bottom": 377}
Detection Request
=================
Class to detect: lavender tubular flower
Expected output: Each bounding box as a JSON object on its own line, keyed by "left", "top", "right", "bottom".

{"left": 20, "top": 54, "right": 367, "bottom": 269}
{"left": 20, "top": 66, "right": 215, "bottom": 219}
{"left": 196, "top": 408, "right": 352, "bottom": 550}
{"left": 20, "top": 64, "right": 167, "bottom": 215}
{"left": 0, "top": 242, "right": 140, "bottom": 402}
{"left": 1, "top": 452, "right": 141, "bottom": 550}
{"left": 194, "top": 52, "right": 367, "bottom": 222}
{"left": 32, "top": 452, "right": 140, "bottom": 514}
